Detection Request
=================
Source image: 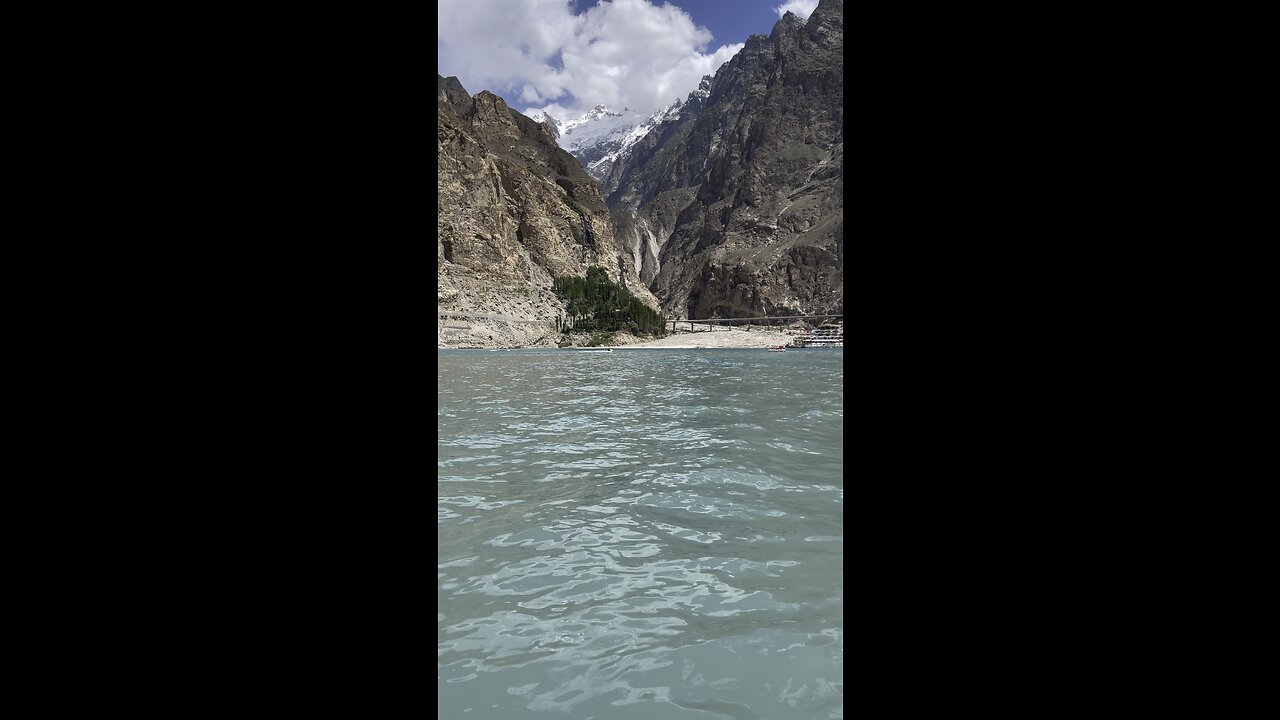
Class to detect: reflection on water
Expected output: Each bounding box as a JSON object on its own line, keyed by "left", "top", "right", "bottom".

{"left": 439, "top": 349, "right": 843, "bottom": 718}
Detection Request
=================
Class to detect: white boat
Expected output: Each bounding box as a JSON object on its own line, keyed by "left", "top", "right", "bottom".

{"left": 768, "top": 345, "right": 787, "bottom": 352}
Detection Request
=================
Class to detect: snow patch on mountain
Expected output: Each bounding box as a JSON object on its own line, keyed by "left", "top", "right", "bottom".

{"left": 545, "top": 105, "right": 655, "bottom": 181}
{"left": 528, "top": 110, "right": 561, "bottom": 140}
{"left": 526, "top": 101, "right": 689, "bottom": 181}
{"left": 531, "top": 76, "right": 716, "bottom": 182}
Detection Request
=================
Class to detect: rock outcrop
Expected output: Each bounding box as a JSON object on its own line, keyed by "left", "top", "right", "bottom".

{"left": 606, "top": 0, "right": 843, "bottom": 320}
{"left": 437, "top": 75, "right": 658, "bottom": 347}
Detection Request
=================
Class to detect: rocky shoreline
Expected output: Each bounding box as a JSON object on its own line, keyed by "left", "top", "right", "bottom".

{"left": 437, "top": 326, "right": 799, "bottom": 350}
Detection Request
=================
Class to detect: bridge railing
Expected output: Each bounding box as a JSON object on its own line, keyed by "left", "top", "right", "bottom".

{"left": 666, "top": 315, "right": 842, "bottom": 333}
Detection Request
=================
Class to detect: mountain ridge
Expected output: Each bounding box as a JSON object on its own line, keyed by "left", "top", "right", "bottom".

{"left": 605, "top": 0, "right": 844, "bottom": 320}
{"left": 436, "top": 74, "right": 659, "bottom": 348}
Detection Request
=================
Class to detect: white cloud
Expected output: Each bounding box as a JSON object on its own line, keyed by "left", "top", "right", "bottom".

{"left": 438, "top": 0, "right": 743, "bottom": 119}
{"left": 774, "top": 0, "right": 818, "bottom": 19}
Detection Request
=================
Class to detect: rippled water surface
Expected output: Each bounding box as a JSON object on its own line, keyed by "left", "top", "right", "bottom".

{"left": 439, "top": 349, "right": 843, "bottom": 718}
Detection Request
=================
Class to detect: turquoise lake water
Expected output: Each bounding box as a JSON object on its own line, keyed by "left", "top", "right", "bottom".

{"left": 439, "top": 349, "right": 843, "bottom": 718}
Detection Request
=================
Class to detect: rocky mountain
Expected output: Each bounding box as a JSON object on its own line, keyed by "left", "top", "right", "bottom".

{"left": 437, "top": 75, "right": 658, "bottom": 348}
{"left": 606, "top": 0, "right": 843, "bottom": 321}
{"left": 531, "top": 96, "right": 701, "bottom": 185}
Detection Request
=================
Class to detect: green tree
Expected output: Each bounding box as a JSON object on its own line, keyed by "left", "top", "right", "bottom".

{"left": 553, "top": 266, "right": 666, "bottom": 338}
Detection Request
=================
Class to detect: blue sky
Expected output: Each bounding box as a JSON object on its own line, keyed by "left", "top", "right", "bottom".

{"left": 438, "top": 0, "right": 820, "bottom": 121}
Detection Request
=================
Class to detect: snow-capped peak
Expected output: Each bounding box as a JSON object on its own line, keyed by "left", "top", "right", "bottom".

{"left": 578, "top": 100, "right": 687, "bottom": 176}
{"left": 528, "top": 111, "right": 562, "bottom": 140}
{"left": 539, "top": 105, "right": 651, "bottom": 178}
{"left": 560, "top": 104, "right": 626, "bottom": 135}
{"left": 531, "top": 95, "right": 701, "bottom": 182}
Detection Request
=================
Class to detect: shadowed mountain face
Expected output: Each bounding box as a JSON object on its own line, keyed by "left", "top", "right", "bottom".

{"left": 437, "top": 75, "right": 658, "bottom": 347}
{"left": 606, "top": 0, "right": 843, "bottom": 320}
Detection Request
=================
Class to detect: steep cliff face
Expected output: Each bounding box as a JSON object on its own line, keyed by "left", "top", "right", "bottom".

{"left": 607, "top": 0, "right": 843, "bottom": 320}
{"left": 437, "top": 75, "right": 658, "bottom": 347}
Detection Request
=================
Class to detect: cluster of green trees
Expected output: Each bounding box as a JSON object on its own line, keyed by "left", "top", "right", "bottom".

{"left": 554, "top": 266, "right": 667, "bottom": 336}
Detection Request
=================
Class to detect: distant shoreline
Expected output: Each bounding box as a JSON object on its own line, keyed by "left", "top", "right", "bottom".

{"left": 437, "top": 327, "right": 798, "bottom": 348}
{"left": 610, "top": 328, "right": 794, "bottom": 350}
{"left": 438, "top": 328, "right": 825, "bottom": 350}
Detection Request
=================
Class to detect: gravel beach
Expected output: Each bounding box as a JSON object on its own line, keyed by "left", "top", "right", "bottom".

{"left": 613, "top": 328, "right": 794, "bottom": 349}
